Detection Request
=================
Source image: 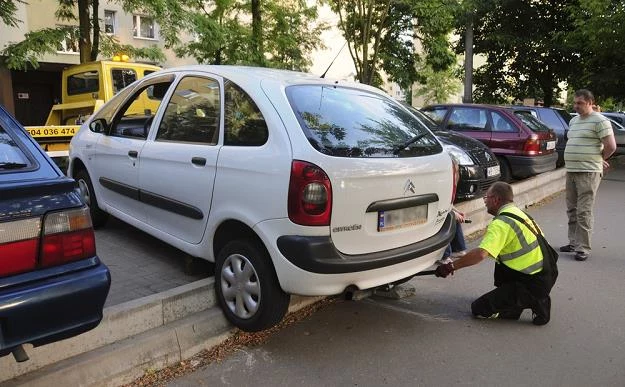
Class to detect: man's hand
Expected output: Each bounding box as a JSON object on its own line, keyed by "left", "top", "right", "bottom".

{"left": 435, "top": 262, "right": 454, "bottom": 278}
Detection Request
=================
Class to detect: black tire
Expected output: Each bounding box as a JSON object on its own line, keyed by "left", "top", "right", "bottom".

{"left": 497, "top": 156, "right": 512, "bottom": 183}
{"left": 75, "top": 169, "right": 109, "bottom": 228}
{"left": 215, "top": 239, "right": 290, "bottom": 332}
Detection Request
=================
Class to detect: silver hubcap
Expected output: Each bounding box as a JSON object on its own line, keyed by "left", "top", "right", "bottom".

{"left": 77, "top": 179, "right": 91, "bottom": 206}
{"left": 220, "top": 253, "right": 261, "bottom": 319}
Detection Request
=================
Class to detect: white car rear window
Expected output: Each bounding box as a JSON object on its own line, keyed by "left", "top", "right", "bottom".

{"left": 287, "top": 85, "right": 442, "bottom": 158}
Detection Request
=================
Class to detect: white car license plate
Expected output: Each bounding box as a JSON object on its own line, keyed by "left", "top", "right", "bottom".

{"left": 378, "top": 205, "right": 427, "bottom": 232}
{"left": 546, "top": 141, "right": 556, "bottom": 150}
{"left": 487, "top": 165, "right": 500, "bottom": 177}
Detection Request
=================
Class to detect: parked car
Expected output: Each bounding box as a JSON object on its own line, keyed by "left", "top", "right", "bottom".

{"left": 606, "top": 116, "right": 625, "bottom": 155}
{"left": 504, "top": 105, "right": 571, "bottom": 167}
{"left": 404, "top": 105, "right": 500, "bottom": 201}
{"left": 602, "top": 112, "right": 625, "bottom": 127}
{"left": 0, "top": 104, "right": 110, "bottom": 362}
{"left": 422, "top": 104, "right": 557, "bottom": 182}
{"left": 69, "top": 66, "right": 457, "bottom": 331}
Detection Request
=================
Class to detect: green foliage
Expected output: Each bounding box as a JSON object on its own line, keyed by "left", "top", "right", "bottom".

{"left": 1, "top": 0, "right": 25, "bottom": 27}
{"left": 327, "top": 0, "right": 456, "bottom": 88}
{"left": 2, "top": 26, "right": 76, "bottom": 70}
{"left": 99, "top": 35, "right": 166, "bottom": 63}
{"left": 566, "top": 0, "right": 625, "bottom": 104}
{"left": 413, "top": 62, "right": 462, "bottom": 105}
{"left": 456, "top": 0, "right": 577, "bottom": 107}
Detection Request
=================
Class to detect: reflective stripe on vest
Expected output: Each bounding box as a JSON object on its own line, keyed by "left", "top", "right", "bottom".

{"left": 496, "top": 215, "right": 543, "bottom": 274}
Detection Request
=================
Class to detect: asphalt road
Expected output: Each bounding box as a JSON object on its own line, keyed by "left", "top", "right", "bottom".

{"left": 166, "top": 157, "right": 625, "bottom": 387}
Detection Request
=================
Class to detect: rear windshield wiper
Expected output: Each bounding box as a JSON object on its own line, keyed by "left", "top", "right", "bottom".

{"left": 393, "top": 133, "right": 428, "bottom": 155}
{"left": 0, "top": 162, "right": 28, "bottom": 170}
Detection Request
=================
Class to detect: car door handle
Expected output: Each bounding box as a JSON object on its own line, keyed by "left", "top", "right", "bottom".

{"left": 128, "top": 150, "right": 139, "bottom": 158}
{"left": 191, "top": 157, "right": 206, "bottom": 166}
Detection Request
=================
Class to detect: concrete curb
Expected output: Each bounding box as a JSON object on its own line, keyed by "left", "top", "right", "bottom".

{"left": 0, "top": 168, "right": 566, "bottom": 385}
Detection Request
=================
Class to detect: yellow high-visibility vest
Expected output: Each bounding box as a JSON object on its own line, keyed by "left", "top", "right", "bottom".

{"left": 494, "top": 206, "right": 544, "bottom": 275}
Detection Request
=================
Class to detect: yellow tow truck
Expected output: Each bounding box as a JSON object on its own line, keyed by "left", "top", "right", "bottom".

{"left": 25, "top": 58, "right": 161, "bottom": 166}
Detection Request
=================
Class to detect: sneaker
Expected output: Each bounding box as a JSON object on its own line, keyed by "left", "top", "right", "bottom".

{"left": 575, "top": 252, "right": 590, "bottom": 261}
{"left": 559, "top": 244, "right": 576, "bottom": 253}
{"left": 451, "top": 250, "right": 466, "bottom": 258}
{"left": 436, "top": 257, "right": 453, "bottom": 265}
{"left": 532, "top": 297, "right": 551, "bottom": 326}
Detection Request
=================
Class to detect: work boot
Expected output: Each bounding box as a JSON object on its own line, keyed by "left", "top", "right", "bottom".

{"left": 575, "top": 252, "right": 590, "bottom": 261}
{"left": 532, "top": 297, "right": 551, "bottom": 326}
{"left": 559, "top": 244, "right": 576, "bottom": 253}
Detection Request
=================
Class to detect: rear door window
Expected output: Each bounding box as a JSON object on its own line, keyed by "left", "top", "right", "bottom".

{"left": 447, "top": 107, "right": 488, "bottom": 131}
{"left": 287, "top": 85, "right": 441, "bottom": 157}
{"left": 513, "top": 111, "right": 550, "bottom": 132}
{"left": 0, "top": 121, "right": 35, "bottom": 172}
{"left": 156, "top": 76, "right": 220, "bottom": 144}
{"left": 490, "top": 111, "right": 517, "bottom": 132}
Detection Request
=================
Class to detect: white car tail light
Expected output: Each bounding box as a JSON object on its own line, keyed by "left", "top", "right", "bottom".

{"left": 288, "top": 160, "right": 332, "bottom": 226}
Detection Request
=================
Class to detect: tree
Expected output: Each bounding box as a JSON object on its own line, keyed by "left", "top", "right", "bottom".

{"left": 566, "top": 0, "right": 625, "bottom": 104}
{"left": 0, "top": 0, "right": 24, "bottom": 27}
{"left": 1, "top": 0, "right": 165, "bottom": 70}
{"left": 456, "top": 0, "right": 577, "bottom": 106}
{"left": 413, "top": 61, "right": 462, "bottom": 104}
{"left": 171, "top": 0, "right": 326, "bottom": 71}
{"left": 327, "top": 0, "right": 456, "bottom": 88}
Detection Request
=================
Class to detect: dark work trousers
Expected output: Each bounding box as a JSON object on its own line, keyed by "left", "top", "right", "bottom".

{"left": 471, "top": 264, "right": 551, "bottom": 320}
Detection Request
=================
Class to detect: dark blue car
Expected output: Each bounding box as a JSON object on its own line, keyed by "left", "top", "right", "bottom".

{"left": 0, "top": 104, "right": 110, "bottom": 362}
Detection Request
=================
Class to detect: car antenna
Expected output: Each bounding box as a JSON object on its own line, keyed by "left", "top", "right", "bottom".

{"left": 320, "top": 41, "right": 347, "bottom": 78}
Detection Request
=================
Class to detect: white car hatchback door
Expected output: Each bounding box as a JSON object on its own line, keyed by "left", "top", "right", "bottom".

{"left": 284, "top": 85, "right": 453, "bottom": 255}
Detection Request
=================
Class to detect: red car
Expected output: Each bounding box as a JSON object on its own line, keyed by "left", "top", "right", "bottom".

{"left": 422, "top": 104, "right": 557, "bottom": 181}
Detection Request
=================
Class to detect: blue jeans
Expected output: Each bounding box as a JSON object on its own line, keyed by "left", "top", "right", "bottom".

{"left": 443, "top": 221, "right": 467, "bottom": 258}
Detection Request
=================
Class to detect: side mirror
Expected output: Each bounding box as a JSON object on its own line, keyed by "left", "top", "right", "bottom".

{"left": 89, "top": 118, "right": 107, "bottom": 133}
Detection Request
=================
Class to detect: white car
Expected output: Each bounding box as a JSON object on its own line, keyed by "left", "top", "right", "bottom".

{"left": 69, "top": 66, "right": 457, "bottom": 331}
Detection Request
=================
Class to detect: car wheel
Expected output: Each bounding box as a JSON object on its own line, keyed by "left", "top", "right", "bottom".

{"left": 76, "top": 170, "right": 109, "bottom": 228}
{"left": 215, "top": 239, "right": 290, "bottom": 332}
{"left": 497, "top": 157, "right": 512, "bottom": 183}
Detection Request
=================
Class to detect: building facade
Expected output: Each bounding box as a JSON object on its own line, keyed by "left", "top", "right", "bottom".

{"left": 0, "top": 0, "right": 195, "bottom": 124}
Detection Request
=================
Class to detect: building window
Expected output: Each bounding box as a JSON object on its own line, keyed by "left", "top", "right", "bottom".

{"left": 57, "top": 26, "right": 79, "bottom": 53}
{"left": 133, "top": 15, "right": 155, "bottom": 39}
{"left": 104, "top": 10, "right": 116, "bottom": 34}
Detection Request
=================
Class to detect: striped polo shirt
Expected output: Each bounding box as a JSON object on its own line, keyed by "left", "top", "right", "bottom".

{"left": 564, "top": 112, "right": 613, "bottom": 172}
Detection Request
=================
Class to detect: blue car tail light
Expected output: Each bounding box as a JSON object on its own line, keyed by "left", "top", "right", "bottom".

{"left": 0, "top": 206, "right": 96, "bottom": 277}
{"left": 41, "top": 206, "right": 96, "bottom": 267}
{"left": 0, "top": 218, "right": 41, "bottom": 276}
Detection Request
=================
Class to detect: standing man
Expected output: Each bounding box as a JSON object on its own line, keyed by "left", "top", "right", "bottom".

{"left": 435, "top": 182, "right": 557, "bottom": 326}
{"left": 561, "top": 89, "right": 616, "bottom": 261}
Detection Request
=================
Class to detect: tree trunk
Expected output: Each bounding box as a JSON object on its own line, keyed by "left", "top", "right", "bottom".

{"left": 91, "top": 0, "right": 100, "bottom": 61}
{"left": 77, "top": 0, "right": 92, "bottom": 63}
{"left": 251, "top": 0, "right": 263, "bottom": 65}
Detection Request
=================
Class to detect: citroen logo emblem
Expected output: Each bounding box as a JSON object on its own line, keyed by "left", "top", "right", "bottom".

{"left": 404, "top": 179, "right": 416, "bottom": 195}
